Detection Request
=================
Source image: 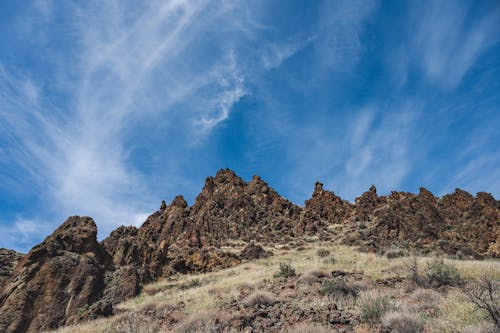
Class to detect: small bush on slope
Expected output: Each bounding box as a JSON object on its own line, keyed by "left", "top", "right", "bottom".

{"left": 321, "top": 278, "right": 360, "bottom": 298}
{"left": 274, "top": 262, "right": 296, "bottom": 278}
{"left": 462, "top": 274, "right": 500, "bottom": 329}
{"left": 382, "top": 311, "right": 424, "bottom": 333}
{"left": 424, "top": 258, "right": 462, "bottom": 287}
{"left": 357, "top": 289, "right": 397, "bottom": 324}
{"left": 316, "top": 248, "right": 330, "bottom": 258}
{"left": 242, "top": 291, "right": 278, "bottom": 307}
{"left": 175, "top": 310, "right": 234, "bottom": 333}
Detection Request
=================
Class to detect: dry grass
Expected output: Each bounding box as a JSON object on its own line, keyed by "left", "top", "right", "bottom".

{"left": 242, "top": 291, "right": 277, "bottom": 307}
{"left": 49, "top": 243, "right": 500, "bottom": 333}
{"left": 286, "top": 322, "right": 336, "bottom": 333}
{"left": 174, "top": 310, "right": 234, "bottom": 333}
{"left": 382, "top": 311, "right": 424, "bottom": 333}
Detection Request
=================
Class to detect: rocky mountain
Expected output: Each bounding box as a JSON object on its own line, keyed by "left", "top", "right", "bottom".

{"left": 0, "top": 169, "right": 498, "bottom": 332}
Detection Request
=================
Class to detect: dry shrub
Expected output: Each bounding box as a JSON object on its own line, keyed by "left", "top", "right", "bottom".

{"left": 461, "top": 322, "right": 498, "bottom": 333}
{"left": 296, "top": 272, "right": 320, "bottom": 285}
{"left": 236, "top": 282, "right": 254, "bottom": 293}
{"left": 316, "top": 248, "right": 330, "bottom": 258}
{"left": 280, "top": 289, "right": 299, "bottom": 302}
{"left": 242, "top": 291, "right": 278, "bottom": 307}
{"left": 357, "top": 289, "right": 397, "bottom": 324}
{"left": 286, "top": 322, "right": 335, "bottom": 333}
{"left": 462, "top": 275, "right": 499, "bottom": 329}
{"left": 309, "top": 270, "right": 330, "bottom": 278}
{"left": 175, "top": 310, "right": 233, "bottom": 333}
{"left": 322, "top": 277, "right": 361, "bottom": 298}
{"left": 381, "top": 311, "right": 424, "bottom": 333}
{"left": 106, "top": 313, "right": 161, "bottom": 333}
{"left": 179, "top": 278, "right": 202, "bottom": 290}
{"left": 407, "top": 288, "right": 442, "bottom": 312}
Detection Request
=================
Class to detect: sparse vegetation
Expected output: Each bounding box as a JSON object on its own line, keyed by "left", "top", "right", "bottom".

{"left": 381, "top": 311, "right": 424, "bottom": 333}
{"left": 321, "top": 277, "right": 360, "bottom": 298}
{"left": 322, "top": 256, "right": 337, "bottom": 265}
{"left": 357, "top": 289, "right": 396, "bottom": 324}
{"left": 384, "top": 246, "right": 408, "bottom": 259}
{"left": 273, "top": 262, "right": 296, "bottom": 278}
{"left": 175, "top": 310, "right": 232, "bottom": 333}
{"left": 424, "top": 258, "right": 462, "bottom": 287}
{"left": 316, "top": 248, "right": 330, "bottom": 258}
{"left": 105, "top": 313, "right": 160, "bottom": 333}
{"left": 286, "top": 323, "right": 335, "bottom": 333}
{"left": 462, "top": 274, "right": 499, "bottom": 328}
{"left": 407, "top": 257, "right": 463, "bottom": 288}
{"left": 243, "top": 291, "right": 278, "bottom": 307}
{"left": 49, "top": 245, "right": 500, "bottom": 333}
{"left": 179, "top": 278, "right": 202, "bottom": 290}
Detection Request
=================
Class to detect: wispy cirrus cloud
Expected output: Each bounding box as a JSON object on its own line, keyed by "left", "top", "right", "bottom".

{"left": 0, "top": 0, "right": 256, "bottom": 241}
{"left": 410, "top": 1, "right": 500, "bottom": 89}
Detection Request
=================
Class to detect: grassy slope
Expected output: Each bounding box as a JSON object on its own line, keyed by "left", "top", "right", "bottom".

{"left": 51, "top": 243, "right": 500, "bottom": 333}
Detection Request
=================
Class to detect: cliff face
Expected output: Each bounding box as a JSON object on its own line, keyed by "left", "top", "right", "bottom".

{"left": 0, "top": 217, "right": 108, "bottom": 333}
{"left": 0, "top": 169, "right": 498, "bottom": 332}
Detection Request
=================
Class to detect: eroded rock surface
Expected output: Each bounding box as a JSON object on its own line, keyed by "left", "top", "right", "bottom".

{"left": 0, "top": 169, "right": 498, "bottom": 333}
{"left": 0, "top": 249, "right": 23, "bottom": 291}
{"left": 0, "top": 216, "right": 108, "bottom": 333}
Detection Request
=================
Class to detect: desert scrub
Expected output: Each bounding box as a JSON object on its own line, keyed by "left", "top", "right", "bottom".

{"left": 462, "top": 274, "right": 499, "bottom": 328}
{"left": 357, "top": 289, "right": 397, "bottom": 324}
{"left": 381, "top": 311, "right": 424, "bottom": 333}
{"left": 384, "top": 246, "right": 407, "bottom": 259}
{"left": 179, "top": 278, "right": 201, "bottom": 290}
{"left": 425, "top": 258, "right": 462, "bottom": 287}
{"left": 316, "top": 248, "right": 330, "bottom": 258}
{"left": 321, "top": 278, "right": 359, "bottom": 298}
{"left": 175, "top": 310, "right": 232, "bottom": 333}
{"left": 243, "top": 291, "right": 278, "bottom": 307}
{"left": 322, "top": 256, "right": 337, "bottom": 265}
{"left": 433, "top": 290, "right": 490, "bottom": 333}
{"left": 274, "top": 262, "right": 296, "bottom": 278}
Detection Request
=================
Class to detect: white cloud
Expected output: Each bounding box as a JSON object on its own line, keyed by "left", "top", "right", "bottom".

{"left": 315, "top": 0, "right": 378, "bottom": 69}
{"left": 411, "top": 1, "right": 500, "bottom": 89}
{"left": 0, "top": 0, "right": 259, "bottom": 243}
{"left": 338, "top": 103, "right": 419, "bottom": 200}
{"left": 260, "top": 36, "right": 315, "bottom": 70}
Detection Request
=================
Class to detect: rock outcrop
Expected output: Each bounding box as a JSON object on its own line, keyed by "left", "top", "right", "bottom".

{"left": 0, "top": 169, "right": 498, "bottom": 333}
{"left": 0, "top": 249, "right": 23, "bottom": 291}
{"left": 343, "top": 186, "right": 499, "bottom": 258}
{"left": 0, "top": 216, "right": 108, "bottom": 333}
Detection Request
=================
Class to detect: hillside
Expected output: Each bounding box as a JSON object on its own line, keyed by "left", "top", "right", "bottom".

{"left": 0, "top": 169, "right": 498, "bottom": 333}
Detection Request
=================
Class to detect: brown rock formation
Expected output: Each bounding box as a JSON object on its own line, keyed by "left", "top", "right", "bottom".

{"left": 0, "top": 169, "right": 498, "bottom": 333}
{"left": 239, "top": 242, "right": 271, "bottom": 260}
{"left": 342, "top": 186, "right": 499, "bottom": 258}
{"left": 0, "top": 249, "right": 23, "bottom": 291}
{"left": 0, "top": 216, "right": 108, "bottom": 333}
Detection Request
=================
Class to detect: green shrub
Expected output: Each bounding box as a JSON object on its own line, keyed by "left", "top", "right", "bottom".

{"left": 358, "top": 290, "right": 396, "bottom": 324}
{"left": 316, "top": 248, "right": 330, "bottom": 258}
{"left": 425, "top": 258, "right": 462, "bottom": 287}
{"left": 273, "top": 263, "right": 296, "bottom": 278}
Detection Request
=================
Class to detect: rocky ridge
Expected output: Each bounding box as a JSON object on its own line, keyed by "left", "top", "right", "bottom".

{"left": 0, "top": 169, "right": 498, "bottom": 332}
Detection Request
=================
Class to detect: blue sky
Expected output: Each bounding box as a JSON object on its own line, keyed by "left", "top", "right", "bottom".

{"left": 1, "top": 0, "right": 499, "bottom": 252}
